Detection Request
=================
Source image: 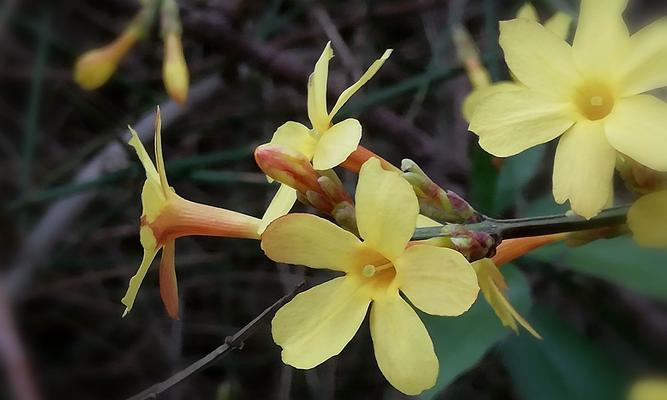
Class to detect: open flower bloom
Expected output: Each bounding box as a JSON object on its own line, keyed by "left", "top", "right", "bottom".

{"left": 462, "top": 2, "right": 572, "bottom": 121}
{"left": 258, "top": 42, "right": 392, "bottom": 233}
{"left": 628, "top": 190, "right": 667, "bottom": 248}
{"left": 122, "top": 109, "right": 261, "bottom": 319}
{"left": 469, "top": 0, "right": 667, "bottom": 218}
{"left": 261, "top": 158, "right": 479, "bottom": 395}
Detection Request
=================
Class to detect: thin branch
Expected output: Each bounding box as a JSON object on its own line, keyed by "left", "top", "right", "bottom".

{"left": 125, "top": 282, "right": 305, "bottom": 400}
{"left": 412, "top": 205, "right": 630, "bottom": 240}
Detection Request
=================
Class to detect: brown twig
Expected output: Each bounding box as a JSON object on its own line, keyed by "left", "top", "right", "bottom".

{"left": 125, "top": 282, "right": 305, "bottom": 400}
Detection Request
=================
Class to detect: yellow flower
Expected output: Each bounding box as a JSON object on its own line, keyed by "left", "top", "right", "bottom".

{"left": 469, "top": 0, "right": 667, "bottom": 219}
{"left": 162, "top": 32, "right": 189, "bottom": 104}
{"left": 261, "top": 158, "right": 479, "bottom": 395}
{"left": 462, "top": 2, "right": 572, "bottom": 121}
{"left": 258, "top": 42, "right": 392, "bottom": 233}
{"left": 122, "top": 108, "right": 261, "bottom": 318}
{"left": 629, "top": 378, "right": 667, "bottom": 400}
{"left": 74, "top": 27, "right": 140, "bottom": 90}
{"left": 628, "top": 190, "right": 667, "bottom": 248}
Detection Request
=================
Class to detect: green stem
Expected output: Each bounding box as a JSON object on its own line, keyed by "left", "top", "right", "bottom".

{"left": 413, "top": 205, "right": 630, "bottom": 240}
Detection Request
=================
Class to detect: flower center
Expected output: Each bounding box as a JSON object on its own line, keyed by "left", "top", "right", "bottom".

{"left": 361, "top": 261, "right": 393, "bottom": 278}
{"left": 574, "top": 82, "right": 615, "bottom": 121}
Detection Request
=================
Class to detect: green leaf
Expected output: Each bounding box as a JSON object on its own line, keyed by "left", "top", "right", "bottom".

{"left": 528, "top": 237, "right": 667, "bottom": 301}
{"left": 499, "top": 307, "right": 629, "bottom": 400}
{"left": 421, "top": 264, "right": 533, "bottom": 399}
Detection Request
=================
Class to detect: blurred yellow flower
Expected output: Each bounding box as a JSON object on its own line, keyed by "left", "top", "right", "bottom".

{"left": 469, "top": 0, "right": 667, "bottom": 219}
{"left": 462, "top": 2, "right": 572, "bottom": 121}
{"left": 162, "top": 32, "right": 189, "bottom": 104}
{"left": 258, "top": 42, "right": 392, "bottom": 233}
{"left": 628, "top": 190, "right": 667, "bottom": 248}
{"left": 261, "top": 158, "right": 479, "bottom": 395}
{"left": 122, "top": 108, "right": 261, "bottom": 318}
{"left": 74, "top": 27, "right": 140, "bottom": 90}
{"left": 629, "top": 378, "right": 667, "bottom": 400}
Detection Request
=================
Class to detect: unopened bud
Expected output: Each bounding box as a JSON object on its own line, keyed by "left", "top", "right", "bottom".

{"left": 255, "top": 144, "right": 321, "bottom": 194}
{"left": 442, "top": 224, "right": 496, "bottom": 261}
{"left": 162, "top": 32, "right": 189, "bottom": 104}
{"left": 74, "top": 28, "right": 139, "bottom": 90}
{"left": 402, "top": 159, "right": 481, "bottom": 224}
{"left": 452, "top": 24, "right": 491, "bottom": 89}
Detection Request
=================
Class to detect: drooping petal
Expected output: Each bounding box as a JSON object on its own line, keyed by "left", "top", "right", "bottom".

{"left": 395, "top": 244, "right": 479, "bottom": 316}
{"left": 552, "top": 121, "right": 616, "bottom": 219}
{"left": 516, "top": 3, "right": 538, "bottom": 21}
{"left": 311, "top": 118, "right": 362, "bottom": 170}
{"left": 272, "top": 277, "right": 371, "bottom": 369}
{"left": 261, "top": 213, "right": 364, "bottom": 272}
{"left": 572, "top": 0, "right": 629, "bottom": 78}
{"left": 605, "top": 95, "right": 667, "bottom": 172}
{"left": 159, "top": 240, "right": 179, "bottom": 319}
{"left": 328, "top": 49, "right": 393, "bottom": 118}
{"left": 462, "top": 81, "right": 522, "bottom": 122}
{"left": 473, "top": 259, "right": 541, "bottom": 338}
{"left": 258, "top": 184, "right": 297, "bottom": 235}
{"left": 544, "top": 12, "right": 573, "bottom": 40}
{"left": 269, "top": 121, "right": 317, "bottom": 159}
{"left": 307, "top": 42, "right": 334, "bottom": 133}
{"left": 617, "top": 18, "right": 667, "bottom": 96}
{"left": 356, "top": 158, "right": 419, "bottom": 261}
{"left": 121, "top": 226, "right": 161, "bottom": 316}
{"left": 470, "top": 88, "right": 576, "bottom": 157}
{"left": 370, "top": 291, "right": 438, "bottom": 395}
{"left": 499, "top": 19, "right": 581, "bottom": 98}
{"left": 628, "top": 190, "right": 667, "bottom": 248}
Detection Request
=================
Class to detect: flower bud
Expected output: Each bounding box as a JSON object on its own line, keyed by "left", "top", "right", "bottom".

{"left": 74, "top": 28, "right": 139, "bottom": 90}
{"left": 452, "top": 24, "right": 491, "bottom": 89}
{"left": 402, "top": 159, "right": 481, "bottom": 224}
{"left": 162, "top": 32, "right": 189, "bottom": 104}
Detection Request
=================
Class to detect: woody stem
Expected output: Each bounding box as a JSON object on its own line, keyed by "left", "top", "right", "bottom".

{"left": 412, "top": 205, "right": 630, "bottom": 240}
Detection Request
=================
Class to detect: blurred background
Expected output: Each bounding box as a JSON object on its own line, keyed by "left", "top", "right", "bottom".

{"left": 1, "top": 0, "right": 666, "bottom": 399}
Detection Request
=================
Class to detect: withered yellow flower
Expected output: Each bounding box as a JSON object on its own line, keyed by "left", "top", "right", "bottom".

{"left": 628, "top": 190, "right": 667, "bottom": 248}
{"left": 259, "top": 42, "right": 392, "bottom": 233}
{"left": 122, "top": 108, "right": 261, "bottom": 318}
{"left": 469, "top": 0, "right": 667, "bottom": 218}
{"left": 261, "top": 158, "right": 479, "bottom": 395}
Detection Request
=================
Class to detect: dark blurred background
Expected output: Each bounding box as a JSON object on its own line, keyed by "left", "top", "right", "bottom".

{"left": 1, "top": 0, "right": 666, "bottom": 399}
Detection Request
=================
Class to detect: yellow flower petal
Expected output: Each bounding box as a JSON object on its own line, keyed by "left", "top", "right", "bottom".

{"left": 470, "top": 88, "right": 575, "bottom": 157}
{"left": 261, "top": 213, "right": 364, "bottom": 272}
{"left": 395, "top": 245, "right": 479, "bottom": 316}
{"left": 269, "top": 121, "right": 317, "bottom": 159}
{"left": 628, "top": 190, "right": 667, "bottom": 248}
{"left": 328, "top": 49, "right": 393, "bottom": 118}
{"left": 552, "top": 121, "right": 616, "bottom": 219}
{"left": 121, "top": 226, "right": 160, "bottom": 316}
{"left": 416, "top": 214, "right": 441, "bottom": 228}
{"left": 356, "top": 158, "right": 419, "bottom": 261}
{"left": 307, "top": 42, "right": 333, "bottom": 133}
{"left": 544, "top": 12, "right": 573, "bottom": 41}
{"left": 618, "top": 18, "right": 667, "bottom": 96}
{"left": 499, "top": 19, "right": 580, "bottom": 98}
{"left": 272, "top": 277, "right": 371, "bottom": 369}
{"left": 473, "top": 259, "right": 541, "bottom": 338}
{"left": 572, "top": 0, "right": 629, "bottom": 78}
{"left": 153, "top": 108, "right": 170, "bottom": 191}
{"left": 258, "top": 184, "right": 297, "bottom": 235}
{"left": 605, "top": 95, "right": 667, "bottom": 172}
{"left": 462, "top": 81, "right": 522, "bottom": 122}
{"left": 370, "top": 291, "right": 438, "bottom": 395}
{"left": 128, "top": 127, "right": 169, "bottom": 223}
{"left": 629, "top": 378, "right": 667, "bottom": 400}
{"left": 516, "top": 3, "right": 538, "bottom": 21}
{"left": 311, "top": 118, "right": 362, "bottom": 170}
